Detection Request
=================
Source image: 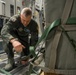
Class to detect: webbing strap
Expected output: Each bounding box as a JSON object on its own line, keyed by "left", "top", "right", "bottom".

{"left": 0, "top": 68, "right": 12, "bottom": 75}
{"left": 30, "top": 63, "right": 76, "bottom": 74}
{"left": 49, "top": 30, "right": 62, "bottom": 69}
{"left": 40, "top": 66, "right": 76, "bottom": 74}
{"left": 61, "top": 0, "right": 74, "bottom": 24}
{"left": 54, "top": 69, "right": 76, "bottom": 74}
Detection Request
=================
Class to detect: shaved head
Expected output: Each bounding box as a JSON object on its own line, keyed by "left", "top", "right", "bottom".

{"left": 20, "top": 7, "right": 32, "bottom": 26}
{"left": 21, "top": 7, "right": 32, "bottom": 17}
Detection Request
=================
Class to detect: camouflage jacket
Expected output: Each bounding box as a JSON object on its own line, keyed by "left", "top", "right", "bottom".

{"left": 1, "top": 14, "right": 38, "bottom": 46}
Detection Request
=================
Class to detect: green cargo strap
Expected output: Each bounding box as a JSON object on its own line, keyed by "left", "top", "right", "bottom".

{"left": 0, "top": 68, "right": 12, "bottom": 75}
{"left": 29, "top": 46, "right": 36, "bottom": 56}
{"left": 35, "top": 19, "right": 61, "bottom": 48}
{"left": 66, "top": 17, "right": 76, "bottom": 25}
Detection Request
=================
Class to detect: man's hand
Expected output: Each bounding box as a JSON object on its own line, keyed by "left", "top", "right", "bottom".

{"left": 10, "top": 39, "right": 25, "bottom": 52}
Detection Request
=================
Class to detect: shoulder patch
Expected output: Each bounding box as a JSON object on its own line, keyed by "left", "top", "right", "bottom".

{"left": 10, "top": 17, "right": 16, "bottom": 22}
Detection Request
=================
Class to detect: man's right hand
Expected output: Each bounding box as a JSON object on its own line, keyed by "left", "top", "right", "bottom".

{"left": 10, "top": 39, "right": 25, "bottom": 52}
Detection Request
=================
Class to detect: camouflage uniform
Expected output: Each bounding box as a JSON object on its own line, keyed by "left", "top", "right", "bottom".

{"left": 1, "top": 14, "right": 38, "bottom": 71}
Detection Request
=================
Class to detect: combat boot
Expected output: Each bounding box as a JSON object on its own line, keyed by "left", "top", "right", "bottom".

{"left": 4, "top": 58, "right": 15, "bottom": 71}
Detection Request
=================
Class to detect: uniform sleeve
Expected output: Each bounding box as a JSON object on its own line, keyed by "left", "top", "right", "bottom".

{"left": 1, "top": 16, "right": 18, "bottom": 44}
